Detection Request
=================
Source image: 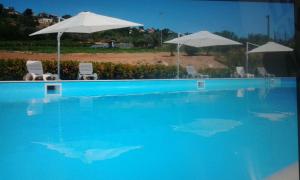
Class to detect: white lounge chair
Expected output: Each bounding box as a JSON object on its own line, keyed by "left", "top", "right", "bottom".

{"left": 235, "top": 66, "right": 254, "bottom": 78}
{"left": 25, "top": 60, "right": 58, "bottom": 81}
{"left": 257, "top": 67, "right": 275, "bottom": 77}
{"left": 78, "top": 63, "right": 98, "bottom": 80}
{"left": 186, "top": 66, "right": 209, "bottom": 79}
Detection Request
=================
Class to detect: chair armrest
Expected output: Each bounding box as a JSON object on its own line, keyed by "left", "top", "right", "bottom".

{"left": 42, "top": 74, "right": 52, "bottom": 81}
{"left": 93, "top": 73, "right": 98, "bottom": 80}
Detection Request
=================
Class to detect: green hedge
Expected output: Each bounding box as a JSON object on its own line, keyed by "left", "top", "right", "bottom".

{"left": 0, "top": 59, "right": 232, "bottom": 80}
{"left": 0, "top": 59, "right": 187, "bottom": 80}
{"left": 0, "top": 59, "right": 27, "bottom": 80}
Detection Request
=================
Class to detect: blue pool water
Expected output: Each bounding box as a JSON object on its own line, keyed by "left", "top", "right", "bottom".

{"left": 0, "top": 79, "right": 298, "bottom": 180}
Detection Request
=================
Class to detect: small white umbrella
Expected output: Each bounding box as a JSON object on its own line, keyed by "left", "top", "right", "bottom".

{"left": 165, "top": 31, "right": 242, "bottom": 78}
{"left": 30, "top": 11, "right": 143, "bottom": 79}
{"left": 246, "top": 41, "right": 293, "bottom": 73}
{"left": 248, "top": 41, "right": 293, "bottom": 54}
{"left": 165, "top": 31, "right": 241, "bottom": 48}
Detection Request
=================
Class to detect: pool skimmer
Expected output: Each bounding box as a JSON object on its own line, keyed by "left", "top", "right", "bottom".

{"left": 45, "top": 83, "right": 62, "bottom": 96}
{"left": 197, "top": 80, "right": 205, "bottom": 89}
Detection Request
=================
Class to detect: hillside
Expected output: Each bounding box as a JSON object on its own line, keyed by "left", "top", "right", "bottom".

{"left": 0, "top": 51, "right": 227, "bottom": 69}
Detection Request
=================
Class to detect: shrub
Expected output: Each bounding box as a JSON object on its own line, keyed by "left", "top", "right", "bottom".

{"left": 168, "top": 44, "right": 176, "bottom": 56}
{"left": 0, "top": 59, "right": 187, "bottom": 80}
{"left": 0, "top": 59, "right": 27, "bottom": 80}
{"left": 183, "top": 45, "right": 199, "bottom": 56}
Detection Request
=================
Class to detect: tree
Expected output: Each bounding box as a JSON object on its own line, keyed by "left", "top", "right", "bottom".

{"left": 215, "top": 30, "right": 239, "bottom": 41}
{"left": 8, "top": 7, "right": 15, "bottom": 12}
{"left": 0, "top": 4, "right": 3, "bottom": 15}
{"left": 222, "top": 48, "right": 246, "bottom": 71}
{"left": 62, "top": 14, "right": 72, "bottom": 19}
{"left": 247, "top": 33, "right": 269, "bottom": 44}
{"left": 23, "top": 8, "right": 33, "bottom": 16}
{"left": 168, "top": 44, "right": 176, "bottom": 56}
{"left": 183, "top": 45, "right": 199, "bottom": 56}
{"left": 149, "top": 31, "right": 160, "bottom": 47}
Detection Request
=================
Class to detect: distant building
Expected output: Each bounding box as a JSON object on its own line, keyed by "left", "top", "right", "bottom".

{"left": 116, "top": 43, "right": 134, "bottom": 49}
{"left": 37, "top": 12, "right": 49, "bottom": 18}
{"left": 48, "top": 14, "right": 59, "bottom": 22}
{"left": 7, "top": 11, "right": 20, "bottom": 15}
{"left": 91, "top": 42, "right": 110, "bottom": 48}
{"left": 147, "top": 28, "right": 156, "bottom": 34}
{"left": 5, "top": 7, "right": 20, "bottom": 15}
{"left": 38, "top": 18, "right": 54, "bottom": 27}
{"left": 91, "top": 41, "right": 134, "bottom": 49}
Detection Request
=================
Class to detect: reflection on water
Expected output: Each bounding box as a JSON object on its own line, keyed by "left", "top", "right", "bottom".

{"left": 79, "top": 97, "right": 94, "bottom": 110}
{"left": 236, "top": 89, "right": 245, "bottom": 98}
{"left": 27, "top": 100, "right": 40, "bottom": 116}
{"left": 258, "top": 88, "right": 269, "bottom": 99}
{"left": 26, "top": 98, "right": 53, "bottom": 116}
{"left": 236, "top": 88, "right": 255, "bottom": 98}
{"left": 269, "top": 79, "right": 282, "bottom": 88}
{"left": 26, "top": 99, "right": 44, "bottom": 116}
{"left": 172, "top": 118, "right": 242, "bottom": 137}
{"left": 33, "top": 141, "right": 142, "bottom": 164}
{"left": 251, "top": 111, "right": 294, "bottom": 121}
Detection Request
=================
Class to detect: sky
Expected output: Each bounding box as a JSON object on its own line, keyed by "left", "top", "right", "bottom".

{"left": 0, "top": 0, "right": 295, "bottom": 38}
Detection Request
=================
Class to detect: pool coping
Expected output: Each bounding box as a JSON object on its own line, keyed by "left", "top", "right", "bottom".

{"left": 0, "top": 77, "right": 295, "bottom": 83}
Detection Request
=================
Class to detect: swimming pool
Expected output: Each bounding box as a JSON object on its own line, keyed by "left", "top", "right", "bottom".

{"left": 0, "top": 78, "right": 298, "bottom": 180}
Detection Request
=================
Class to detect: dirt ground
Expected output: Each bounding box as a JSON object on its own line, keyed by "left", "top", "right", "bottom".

{"left": 0, "top": 51, "right": 227, "bottom": 70}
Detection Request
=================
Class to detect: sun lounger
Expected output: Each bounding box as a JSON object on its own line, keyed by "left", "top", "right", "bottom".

{"left": 186, "top": 65, "right": 209, "bottom": 79}
{"left": 257, "top": 67, "right": 275, "bottom": 77}
{"left": 235, "top": 66, "right": 254, "bottom": 78}
{"left": 25, "top": 60, "right": 58, "bottom": 81}
{"left": 78, "top": 63, "right": 98, "bottom": 80}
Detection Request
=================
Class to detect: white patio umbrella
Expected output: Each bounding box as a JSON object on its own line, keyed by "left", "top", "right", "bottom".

{"left": 164, "top": 31, "right": 242, "bottom": 78}
{"left": 248, "top": 41, "right": 293, "bottom": 54}
{"left": 30, "top": 11, "right": 143, "bottom": 79}
{"left": 246, "top": 41, "right": 293, "bottom": 73}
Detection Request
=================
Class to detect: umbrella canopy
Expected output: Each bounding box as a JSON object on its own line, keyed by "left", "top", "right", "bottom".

{"left": 34, "top": 141, "right": 142, "bottom": 164}
{"left": 165, "top": 31, "right": 241, "bottom": 47}
{"left": 164, "top": 31, "right": 241, "bottom": 78}
{"left": 172, "top": 118, "right": 241, "bottom": 137}
{"left": 248, "top": 41, "right": 293, "bottom": 54}
{"left": 30, "top": 11, "right": 142, "bottom": 79}
{"left": 30, "top": 11, "right": 142, "bottom": 35}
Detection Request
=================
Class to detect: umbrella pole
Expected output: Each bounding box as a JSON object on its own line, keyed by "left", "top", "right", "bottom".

{"left": 57, "top": 32, "right": 63, "bottom": 79}
{"left": 177, "top": 43, "right": 180, "bottom": 79}
{"left": 176, "top": 33, "right": 181, "bottom": 79}
{"left": 246, "top": 42, "right": 249, "bottom": 74}
{"left": 245, "top": 42, "right": 259, "bottom": 76}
